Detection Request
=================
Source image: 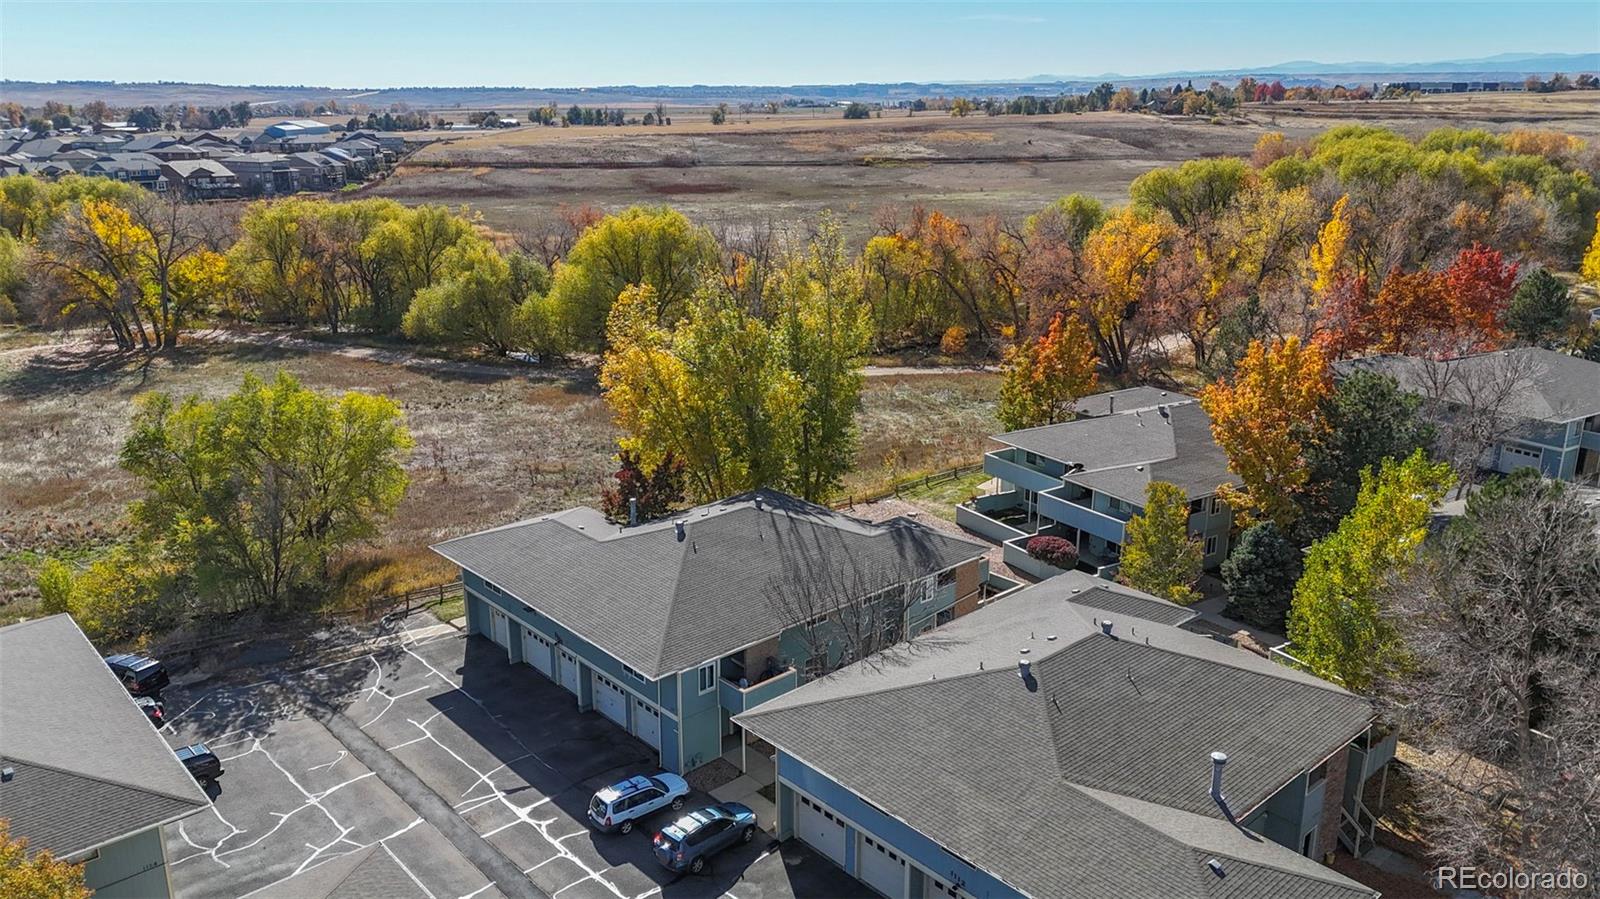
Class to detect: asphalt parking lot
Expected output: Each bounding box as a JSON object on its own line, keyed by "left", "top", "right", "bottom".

{"left": 161, "top": 617, "right": 871, "bottom": 899}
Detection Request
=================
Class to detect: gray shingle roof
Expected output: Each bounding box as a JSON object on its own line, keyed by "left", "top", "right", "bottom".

{"left": 0, "top": 615, "right": 209, "bottom": 857}
{"left": 432, "top": 490, "right": 987, "bottom": 678}
{"left": 738, "top": 572, "right": 1375, "bottom": 899}
{"left": 1335, "top": 348, "right": 1600, "bottom": 423}
{"left": 1074, "top": 386, "right": 1197, "bottom": 418}
{"left": 996, "top": 396, "right": 1238, "bottom": 503}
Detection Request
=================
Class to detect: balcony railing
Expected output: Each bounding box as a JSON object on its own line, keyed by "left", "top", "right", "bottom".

{"left": 983, "top": 448, "right": 1061, "bottom": 494}
{"left": 718, "top": 667, "right": 799, "bottom": 714}
{"left": 1036, "top": 489, "right": 1128, "bottom": 544}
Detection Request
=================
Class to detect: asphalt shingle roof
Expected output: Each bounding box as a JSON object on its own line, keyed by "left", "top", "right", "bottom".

{"left": 1335, "top": 348, "right": 1600, "bottom": 423}
{"left": 432, "top": 490, "right": 987, "bottom": 678}
{"left": 996, "top": 396, "right": 1239, "bottom": 503}
{"left": 0, "top": 615, "right": 209, "bottom": 857}
{"left": 738, "top": 572, "right": 1375, "bottom": 899}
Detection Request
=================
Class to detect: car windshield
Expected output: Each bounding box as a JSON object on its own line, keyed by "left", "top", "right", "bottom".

{"left": 647, "top": 776, "right": 668, "bottom": 792}
{"left": 589, "top": 795, "right": 607, "bottom": 818}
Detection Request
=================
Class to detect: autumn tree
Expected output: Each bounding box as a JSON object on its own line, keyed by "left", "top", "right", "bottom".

{"left": 1119, "top": 481, "right": 1203, "bottom": 604}
{"left": 768, "top": 218, "right": 872, "bottom": 501}
{"left": 120, "top": 372, "right": 413, "bottom": 610}
{"left": 602, "top": 282, "right": 800, "bottom": 502}
{"left": 1286, "top": 450, "right": 1453, "bottom": 691}
{"left": 1080, "top": 206, "right": 1173, "bottom": 373}
{"left": 600, "top": 450, "right": 686, "bottom": 524}
{"left": 0, "top": 820, "right": 89, "bottom": 899}
{"left": 403, "top": 243, "right": 556, "bottom": 355}
{"left": 996, "top": 312, "right": 1100, "bottom": 431}
{"left": 1201, "top": 336, "right": 1331, "bottom": 527}
{"left": 546, "top": 205, "right": 720, "bottom": 349}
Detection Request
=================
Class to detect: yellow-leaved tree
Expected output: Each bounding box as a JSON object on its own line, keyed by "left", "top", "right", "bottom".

{"left": 0, "top": 819, "right": 90, "bottom": 899}
{"left": 1200, "top": 336, "right": 1331, "bottom": 528}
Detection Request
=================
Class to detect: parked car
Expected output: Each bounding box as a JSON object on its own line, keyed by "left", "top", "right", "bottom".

{"left": 105, "top": 653, "right": 170, "bottom": 697}
{"left": 175, "top": 743, "right": 223, "bottom": 784}
{"left": 588, "top": 773, "right": 690, "bottom": 834}
{"left": 134, "top": 695, "right": 165, "bottom": 728}
{"left": 652, "top": 803, "right": 758, "bottom": 874}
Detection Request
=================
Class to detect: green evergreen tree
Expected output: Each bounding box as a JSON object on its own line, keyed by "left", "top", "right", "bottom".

{"left": 1220, "top": 521, "right": 1301, "bottom": 631}
{"left": 1504, "top": 268, "right": 1572, "bottom": 346}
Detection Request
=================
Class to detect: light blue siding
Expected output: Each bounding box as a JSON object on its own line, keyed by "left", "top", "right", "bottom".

{"left": 84, "top": 828, "right": 171, "bottom": 899}
{"left": 778, "top": 752, "right": 1026, "bottom": 899}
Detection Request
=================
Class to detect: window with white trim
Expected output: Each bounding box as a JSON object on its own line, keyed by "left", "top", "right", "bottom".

{"left": 1204, "top": 535, "right": 1218, "bottom": 556}
{"left": 697, "top": 662, "right": 716, "bottom": 694}
{"left": 1210, "top": 496, "right": 1223, "bottom": 515}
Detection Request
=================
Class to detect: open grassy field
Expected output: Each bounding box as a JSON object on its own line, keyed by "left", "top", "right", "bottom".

{"left": 369, "top": 94, "right": 1600, "bottom": 238}
{"left": 0, "top": 334, "right": 1001, "bottom": 612}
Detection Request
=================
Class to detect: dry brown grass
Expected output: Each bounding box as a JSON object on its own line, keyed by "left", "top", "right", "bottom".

{"left": 1, "top": 336, "right": 1002, "bottom": 613}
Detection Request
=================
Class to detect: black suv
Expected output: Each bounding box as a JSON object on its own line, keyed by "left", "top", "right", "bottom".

{"left": 105, "top": 654, "right": 170, "bottom": 697}
{"left": 175, "top": 743, "right": 224, "bottom": 784}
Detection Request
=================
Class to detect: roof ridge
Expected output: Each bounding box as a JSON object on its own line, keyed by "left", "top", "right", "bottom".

{"left": 651, "top": 525, "right": 697, "bottom": 673}
{"left": 1069, "top": 785, "right": 1374, "bottom": 894}
{"left": 739, "top": 663, "right": 1011, "bottom": 720}
{"left": 0, "top": 753, "right": 209, "bottom": 811}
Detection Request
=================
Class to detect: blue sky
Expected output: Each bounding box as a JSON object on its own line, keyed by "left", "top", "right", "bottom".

{"left": 2, "top": 1, "right": 1596, "bottom": 87}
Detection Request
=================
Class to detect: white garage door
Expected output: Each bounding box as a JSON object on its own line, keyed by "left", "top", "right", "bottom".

{"left": 594, "top": 672, "right": 629, "bottom": 728}
{"left": 795, "top": 793, "right": 847, "bottom": 870}
{"left": 490, "top": 608, "right": 510, "bottom": 650}
{"left": 858, "top": 833, "right": 907, "bottom": 899}
{"left": 632, "top": 698, "right": 661, "bottom": 751}
{"left": 521, "top": 627, "right": 553, "bottom": 678}
{"left": 558, "top": 649, "right": 580, "bottom": 696}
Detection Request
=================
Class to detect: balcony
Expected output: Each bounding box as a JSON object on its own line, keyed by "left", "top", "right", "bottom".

{"left": 1002, "top": 531, "right": 1121, "bottom": 582}
{"left": 983, "top": 448, "right": 1062, "bottom": 495}
{"left": 1036, "top": 488, "right": 1128, "bottom": 545}
{"left": 718, "top": 668, "right": 799, "bottom": 714}
{"left": 955, "top": 489, "right": 1033, "bottom": 543}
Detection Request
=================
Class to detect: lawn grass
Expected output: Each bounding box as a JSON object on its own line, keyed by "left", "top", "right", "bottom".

{"left": 893, "top": 468, "right": 993, "bottom": 521}
{"left": 429, "top": 594, "right": 466, "bottom": 624}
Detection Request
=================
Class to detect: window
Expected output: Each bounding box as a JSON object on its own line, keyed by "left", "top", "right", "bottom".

{"left": 1210, "top": 496, "right": 1223, "bottom": 515}
{"left": 622, "top": 664, "right": 645, "bottom": 682}
{"left": 1189, "top": 498, "right": 1205, "bottom": 514}
{"left": 484, "top": 580, "right": 504, "bottom": 596}
{"left": 936, "top": 567, "right": 957, "bottom": 587}
{"left": 1307, "top": 761, "right": 1328, "bottom": 791}
{"left": 936, "top": 607, "right": 956, "bottom": 627}
{"left": 697, "top": 662, "right": 716, "bottom": 694}
{"left": 1204, "top": 536, "right": 1218, "bottom": 556}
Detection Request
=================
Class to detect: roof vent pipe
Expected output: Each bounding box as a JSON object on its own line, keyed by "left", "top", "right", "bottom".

{"left": 1108, "top": 395, "right": 1115, "bottom": 413}
{"left": 629, "top": 497, "right": 639, "bottom": 527}
{"left": 1017, "top": 658, "right": 1031, "bottom": 679}
{"left": 1101, "top": 619, "right": 1114, "bottom": 637}
{"left": 754, "top": 494, "right": 763, "bottom": 511}
{"left": 674, "top": 520, "right": 686, "bottom": 541}
{"left": 1210, "top": 751, "right": 1237, "bottom": 821}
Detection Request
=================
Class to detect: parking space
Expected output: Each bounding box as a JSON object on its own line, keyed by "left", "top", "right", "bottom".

{"left": 160, "top": 617, "right": 869, "bottom": 899}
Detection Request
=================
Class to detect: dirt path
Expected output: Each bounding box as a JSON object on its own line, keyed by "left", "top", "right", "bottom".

{"left": 5, "top": 327, "right": 997, "bottom": 380}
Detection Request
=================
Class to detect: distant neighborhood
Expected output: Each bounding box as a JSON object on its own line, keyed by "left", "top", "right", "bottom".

{"left": 0, "top": 118, "right": 430, "bottom": 198}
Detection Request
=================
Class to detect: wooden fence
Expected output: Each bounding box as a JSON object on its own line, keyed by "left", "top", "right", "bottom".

{"left": 833, "top": 461, "right": 986, "bottom": 510}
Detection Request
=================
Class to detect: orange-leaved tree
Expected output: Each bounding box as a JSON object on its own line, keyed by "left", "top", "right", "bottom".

{"left": 0, "top": 820, "right": 90, "bottom": 899}
{"left": 996, "top": 312, "right": 1099, "bottom": 431}
{"left": 1201, "top": 336, "right": 1331, "bottom": 528}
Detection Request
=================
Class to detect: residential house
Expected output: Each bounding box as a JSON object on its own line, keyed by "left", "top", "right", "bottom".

{"left": 86, "top": 152, "right": 169, "bottom": 191}
{"left": 221, "top": 152, "right": 302, "bottom": 196}
{"left": 1335, "top": 347, "right": 1600, "bottom": 483}
{"left": 318, "top": 146, "right": 369, "bottom": 179}
{"left": 957, "top": 386, "right": 1238, "bottom": 580}
{"left": 122, "top": 133, "right": 184, "bottom": 153}
{"left": 287, "top": 151, "right": 346, "bottom": 189}
{"left": 737, "top": 570, "right": 1390, "bottom": 899}
{"left": 149, "top": 144, "right": 208, "bottom": 162}
{"left": 281, "top": 133, "right": 337, "bottom": 153}
{"left": 335, "top": 137, "right": 382, "bottom": 160}
{"left": 431, "top": 490, "right": 989, "bottom": 778}
{"left": 0, "top": 615, "right": 211, "bottom": 898}
{"left": 160, "top": 159, "right": 242, "bottom": 200}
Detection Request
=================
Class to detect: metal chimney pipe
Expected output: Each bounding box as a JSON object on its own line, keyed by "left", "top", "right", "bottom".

{"left": 629, "top": 496, "right": 639, "bottom": 526}
{"left": 1018, "top": 658, "right": 1031, "bottom": 679}
{"left": 674, "top": 520, "right": 686, "bottom": 541}
{"left": 1101, "top": 619, "right": 1114, "bottom": 637}
{"left": 1209, "top": 751, "right": 1236, "bottom": 820}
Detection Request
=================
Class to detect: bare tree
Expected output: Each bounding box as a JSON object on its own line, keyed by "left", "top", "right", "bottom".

{"left": 1414, "top": 349, "right": 1542, "bottom": 497}
{"left": 512, "top": 203, "right": 602, "bottom": 268}
{"left": 763, "top": 565, "right": 927, "bottom": 678}
{"left": 1380, "top": 481, "right": 1600, "bottom": 890}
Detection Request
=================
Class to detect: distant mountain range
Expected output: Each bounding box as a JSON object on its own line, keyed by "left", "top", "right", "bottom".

{"left": 2, "top": 52, "right": 1595, "bottom": 108}
{"left": 1023, "top": 51, "right": 1600, "bottom": 82}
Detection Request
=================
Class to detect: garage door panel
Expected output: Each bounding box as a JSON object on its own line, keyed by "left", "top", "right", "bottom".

{"left": 633, "top": 699, "right": 661, "bottom": 750}
{"left": 558, "top": 650, "right": 580, "bottom": 695}
{"left": 795, "top": 793, "right": 847, "bottom": 869}
{"left": 490, "top": 609, "right": 511, "bottom": 649}
{"left": 858, "top": 832, "right": 907, "bottom": 899}
{"left": 522, "top": 628, "right": 553, "bottom": 678}
{"left": 595, "top": 673, "right": 628, "bottom": 728}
